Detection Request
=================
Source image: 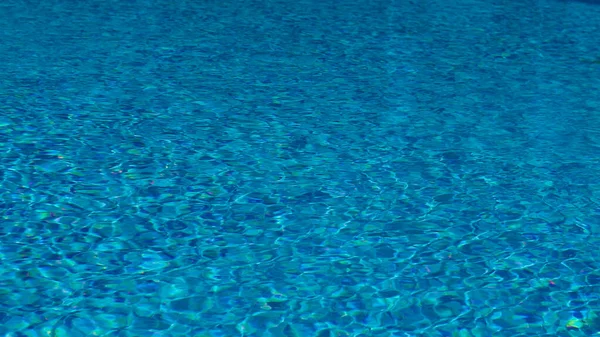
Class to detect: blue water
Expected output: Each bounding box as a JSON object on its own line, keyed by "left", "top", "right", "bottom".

{"left": 1, "top": 0, "right": 600, "bottom": 336}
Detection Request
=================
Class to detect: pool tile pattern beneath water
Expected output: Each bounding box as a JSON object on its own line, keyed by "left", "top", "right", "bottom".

{"left": 1, "top": 0, "right": 600, "bottom": 336}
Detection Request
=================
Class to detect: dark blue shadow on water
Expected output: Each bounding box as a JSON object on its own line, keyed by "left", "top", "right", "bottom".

{"left": 563, "top": 0, "right": 600, "bottom": 3}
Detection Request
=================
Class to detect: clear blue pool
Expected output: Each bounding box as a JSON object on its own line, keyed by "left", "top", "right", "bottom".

{"left": 1, "top": 0, "right": 600, "bottom": 336}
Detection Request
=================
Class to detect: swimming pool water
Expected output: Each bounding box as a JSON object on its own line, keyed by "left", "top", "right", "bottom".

{"left": 1, "top": 0, "right": 600, "bottom": 336}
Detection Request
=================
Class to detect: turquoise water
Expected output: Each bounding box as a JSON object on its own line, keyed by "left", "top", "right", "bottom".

{"left": 1, "top": 0, "right": 600, "bottom": 336}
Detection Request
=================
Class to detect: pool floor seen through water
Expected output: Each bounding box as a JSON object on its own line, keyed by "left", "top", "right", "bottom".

{"left": 1, "top": 0, "right": 600, "bottom": 336}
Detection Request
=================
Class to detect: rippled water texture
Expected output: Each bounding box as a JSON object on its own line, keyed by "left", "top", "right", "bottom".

{"left": 1, "top": 0, "right": 600, "bottom": 336}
